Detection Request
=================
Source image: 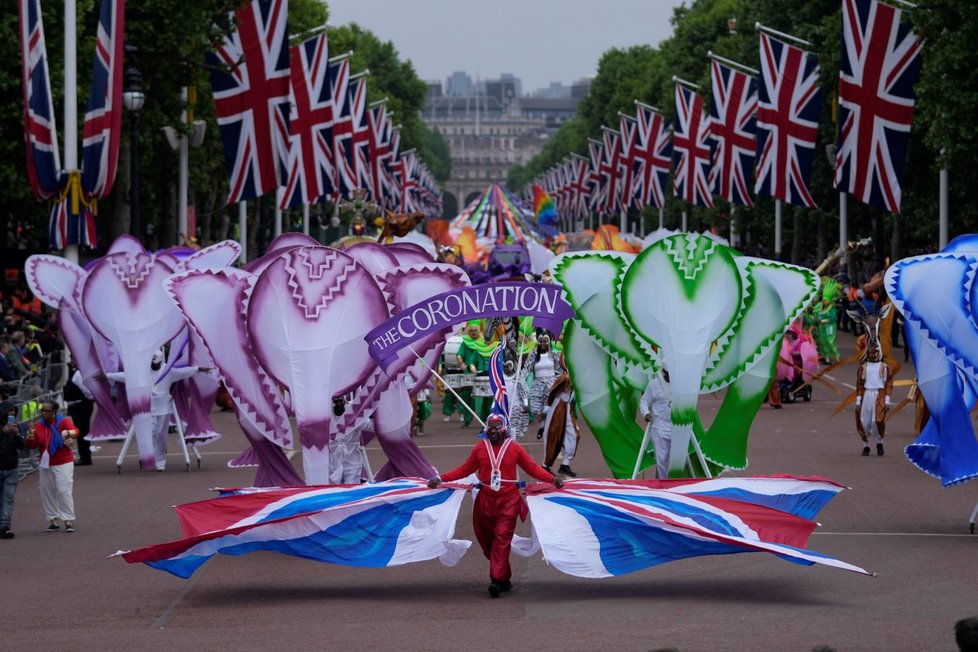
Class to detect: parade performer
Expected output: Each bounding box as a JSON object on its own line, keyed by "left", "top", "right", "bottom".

{"left": 639, "top": 370, "right": 673, "bottom": 478}
{"left": 503, "top": 360, "right": 529, "bottom": 440}
{"left": 24, "top": 401, "right": 79, "bottom": 532}
{"left": 106, "top": 351, "right": 209, "bottom": 471}
{"left": 855, "top": 335, "right": 897, "bottom": 457}
{"left": 527, "top": 332, "right": 562, "bottom": 430}
{"left": 456, "top": 321, "right": 494, "bottom": 427}
{"left": 542, "top": 373, "right": 580, "bottom": 477}
{"left": 427, "top": 414, "right": 562, "bottom": 597}
{"left": 814, "top": 278, "right": 842, "bottom": 364}
{"left": 328, "top": 397, "right": 369, "bottom": 484}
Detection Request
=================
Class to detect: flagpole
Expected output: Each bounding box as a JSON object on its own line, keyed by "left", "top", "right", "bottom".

{"left": 63, "top": 0, "right": 79, "bottom": 265}
{"left": 658, "top": 207, "right": 664, "bottom": 230}
{"left": 178, "top": 87, "right": 189, "bottom": 244}
{"left": 730, "top": 204, "right": 737, "bottom": 248}
{"left": 775, "top": 199, "right": 783, "bottom": 260}
{"left": 839, "top": 192, "right": 848, "bottom": 268}
{"left": 302, "top": 204, "right": 310, "bottom": 236}
{"left": 238, "top": 202, "right": 247, "bottom": 264}
{"left": 274, "top": 207, "right": 282, "bottom": 238}
{"left": 681, "top": 210, "right": 687, "bottom": 232}
{"left": 939, "top": 150, "right": 948, "bottom": 249}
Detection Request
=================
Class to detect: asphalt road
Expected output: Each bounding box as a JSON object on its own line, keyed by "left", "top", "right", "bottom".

{"left": 5, "top": 331, "right": 977, "bottom": 652}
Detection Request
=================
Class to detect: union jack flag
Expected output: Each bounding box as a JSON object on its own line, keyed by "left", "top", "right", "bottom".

{"left": 525, "top": 477, "right": 871, "bottom": 578}
{"left": 633, "top": 103, "right": 672, "bottom": 210}
{"left": 834, "top": 0, "right": 923, "bottom": 213}
{"left": 19, "top": 0, "right": 62, "bottom": 200}
{"left": 117, "top": 480, "right": 470, "bottom": 578}
{"left": 382, "top": 125, "right": 402, "bottom": 209}
{"left": 366, "top": 103, "right": 393, "bottom": 203}
{"left": 345, "top": 76, "right": 373, "bottom": 195}
{"left": 599, "top": 128, "right": 624, "bottom": 215}
{"left": 80, "top": 0, "right": 125, "bottom": 199}
{"left": 208, "top": 0, "right": 291, "bottom": 204}
{"left": 618, "top": 113, "right": 641, "bottom": 210}
{"left": 569, "top": 154, "right": 591, "bottom": 219}
{"left": 707, "top": 59, "right": 757, "bottom": 207}
{"left": 755, "top": 31, "right": 823, "bottom": 209}
{"left": 673, "top": 83, "right": 714, "bottom": 208}
{"left": 328, "top": 64, "right": 358, "bottom": 199}
{"left": 488, "top": 342, "right": 509, "bottom": 421}
{"left": 278, "top": 33, "right": 337, "bottom": 209}
{"left": 586, "top": 139, "right": 605, "bottom": 213}
{"left": 394, "top": 149, "right": 418, "bottom": 212}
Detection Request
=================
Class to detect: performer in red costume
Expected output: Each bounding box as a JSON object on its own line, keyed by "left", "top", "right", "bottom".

{"left": 428, "top": 414, "right": 562, "bottom": 597}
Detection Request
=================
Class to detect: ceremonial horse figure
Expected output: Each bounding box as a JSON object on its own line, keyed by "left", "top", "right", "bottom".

{"left": 846, "top": 303, "right": 899, "bottom": 454}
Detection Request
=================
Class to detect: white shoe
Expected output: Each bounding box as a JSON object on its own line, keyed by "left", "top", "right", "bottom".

{"left": 443, "top": 416, "right": 451, "bottom": 422}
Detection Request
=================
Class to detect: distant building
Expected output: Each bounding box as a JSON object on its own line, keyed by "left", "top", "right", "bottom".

{"left": 570, "top": 77, "right": 592, "bottom": 100}
{"left": 424, "top": 72, "right": 587, "bottom": 218}
{"left": 534, "top": 82, "right": 571, "bottom": 99}
{"left": 446, "top": 71, "right": 475, "bottom": 96}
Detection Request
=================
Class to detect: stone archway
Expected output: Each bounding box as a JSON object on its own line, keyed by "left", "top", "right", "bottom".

{"left": 442, "top": 192, "right": 459, "bottom": 219}
{"left": 463, "top": 190, "right": 482, "bottom": 206}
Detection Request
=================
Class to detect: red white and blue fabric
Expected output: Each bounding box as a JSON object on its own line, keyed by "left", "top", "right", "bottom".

{"left": 617, "top": 114, "right": 641, "bottom": 210}
{"left": 488, "top": 342, "right": 509, "bottom": 420}
{"left": 586, "top": 139, "right": 605, "bottom": 213}
{"left": 80, "top": 0, "right": 125, "bottom": 199}
{"left": 632, "top": 105, "right": 672, "bottom": 210}
{"left": 366, "top": 104, "right": 394, "bottom": 203}
{"left": 117, "top": 480, "right": 471, "bottom": 578}
{"left": 524, "top": 476, "right": 871, "bottom": 578}
{"left": 19, "top": 0, "right": 62, "bottom": 200}
{"left": 569, "top": 155, "right": 591, "bottom": 219}
{"left": 599, "top": 128, "right": 624, "bottom": 215}
{"left": 755, "top": 32, "right": 823, "bottom": 209}
{"left": 382, "top": 126, "right": 402, "bottom": 209}
{"left": 833, "top": 0, "right": 923, "bottom": 213}
{"left": 327, "top": 61, "right": 357, "bottom": 199}
{"left": 394, "top": 150, "right": 418, "bottom": 212}
{"left": 673, "top": 84, "right": 714, "bottom": 208}
{"left": 278, "top": 33, "right": 337, "bottom": 209}
{"left": 208, "top": 0, "right": 290, "bottom": 204}
{"left": 707, "top": 60, "right": 757, "bottom": 207}
{"left": 345, "top": 76, "right": 373, "bottom": 195}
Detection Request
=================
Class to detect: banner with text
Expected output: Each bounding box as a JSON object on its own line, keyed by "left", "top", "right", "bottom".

{"left": 365, "top": 282, "right": 574, "bottom": 370}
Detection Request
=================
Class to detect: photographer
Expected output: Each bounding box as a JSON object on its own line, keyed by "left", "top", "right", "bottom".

{"left": 0, "top": 400, "right": 25, "bottom": 539}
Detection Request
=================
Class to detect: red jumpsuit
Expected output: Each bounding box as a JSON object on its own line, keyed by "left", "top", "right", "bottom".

{"left": 439, "top": 439, "right": 554, "bottom": 583}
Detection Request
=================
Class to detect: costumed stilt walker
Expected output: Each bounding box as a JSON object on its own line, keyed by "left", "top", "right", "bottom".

{"left": 106, "top": 351, "right": 209, "bottom": 471}
{"left": 427, "top": 414, "right": 562, "bottom": 597}
{"left": 328, "top": 397, "right": 371, "bottom": 484}
{"left": 542, "top": 373, "right": 580, "bottom": 477}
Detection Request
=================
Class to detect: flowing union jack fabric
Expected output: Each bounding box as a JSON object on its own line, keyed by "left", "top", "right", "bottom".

{"left": 19, "top": 0, "right": 61, "bottom": 200}
{"left": 117, "top": 480, "right": 471, "bottom": 578}
{"left": 755, "top": 31, "right": 823, "bottom": 208}
{"left": 279, "top": 33, "right": 336, "bottom": 209}
{"left": 328, "top": 63, "right": 358, "bottom": 199}
{"left": 525, "top": 476, "right": 871, "bottom": 578}
{"left": 617, "top": 113, "right": 641, "bottom": 210}
{"left": 633, "top": 104, "right": 672, "bottom": 209}
{"left": 488, "top": 343, "right": 509, "bottom": 420}
{"left": 708, "top": 60, "right": 757, "bottom": 207}
{"left": 366, "top": 103, "right": 394, "bottom": 203}
{"left": 673, "top": 84, "right": 714, "bottom": 208}
{"left": 394, "top": 149, "right": 418, "bottom": 212}
{"left": 208, "top": 0, "right": 290, "bottom": 204}
{"left": 834, "top": 0, "right": 923, "bottom": 213}
{"left": 568, "top": 155, "right": 591, "bottom": 219}
{"left": 586, "top": 139, "right": 605, "bottom": 213}
{"left": 598, "top": 128, "right": 624, "bottom": 215}
{"left": 80, "top": 0, "right": 125, "bottom": 200}
{"left": 345, "top": 76, "right": 373, "bottom": 194}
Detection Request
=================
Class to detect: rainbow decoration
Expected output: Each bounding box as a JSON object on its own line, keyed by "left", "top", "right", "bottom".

{"left": 532, "top": 184, "right": 558, "bottom": 233}
{"left": 450, "top": 184, "right": 541, "bottom": 244}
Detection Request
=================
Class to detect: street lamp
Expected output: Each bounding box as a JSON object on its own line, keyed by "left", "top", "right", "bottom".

{"left": 122, "top": 45, "right": 145, "bottom": 240}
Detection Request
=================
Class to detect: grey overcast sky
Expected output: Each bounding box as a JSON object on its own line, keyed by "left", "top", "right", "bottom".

{"left": 324, "top": 0, "right": 688, "bottom": 94}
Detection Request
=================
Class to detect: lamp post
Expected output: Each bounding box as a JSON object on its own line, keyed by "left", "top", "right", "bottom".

{"left": 122, "top": 46, "right": 145, "bottom": 240}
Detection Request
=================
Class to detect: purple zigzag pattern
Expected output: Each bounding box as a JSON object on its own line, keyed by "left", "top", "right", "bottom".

{"left": 284, "top": 248, "right": 356, "bottom": 319}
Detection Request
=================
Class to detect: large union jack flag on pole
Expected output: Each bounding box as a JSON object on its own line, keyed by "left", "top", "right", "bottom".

{"left": 366, "top": 101, "right": 393, "bottom": 204}
{"left": 208, "top": 0, "right": 291, "bottom": 204}
{"left": 707, "top": 57, "right": 758, "bottom": 207}
{"left": 80, "top": 0, "right": 125, "bottom": 200}
{"left": 568, "top": 154, "right": 591, "bottom": 219}
{"left": 755, "top": 30, "right": 823, "bottom": 209}
{"left": 672, "top": 80, "right": 714, "bottom": 208}
{"left": 586, "top": 138, "right": 605, "bottom": 213}
{"left": 345, "top": 75, "right": 373, "bottom": 195}
{"left": 633, "top": 102, "right": 672, "bottom": 210}
{"left": 395, "top": 149, "right": 418, "bottom": 212}
{"left": 19, "top": 0, "right": 62, "bottom": 200}
{"left": 617, "top": 113, "right": 641, "bottom": 210}
{"left": 833, "top": 0, "right": 923, "bottom": 213}
{"left": 278, "top": 33, "right": 338, "bottom": 209}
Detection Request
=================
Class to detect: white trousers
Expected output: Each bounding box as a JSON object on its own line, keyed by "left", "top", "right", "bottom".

{"left": 859, "top": 390, "right": 882, "bottom": 445}
{"left": 329, "top": 441, "right": 363, "bottom": 484}
{"left": 561, "top": 414, "right": 577, "bottom": 466}
{"left": 152, "top": 414, "right": 171, "bottom": 469}
{"left": 651, "top": 424, "right": 672, "bottom": 479}
{"left": 40, "top": 462, "right": 75, "bottom": 523}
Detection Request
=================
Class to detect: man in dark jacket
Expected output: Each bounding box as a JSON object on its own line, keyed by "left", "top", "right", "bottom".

{"left": 0, "top": 400, "right": 25, "bottom": 538}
